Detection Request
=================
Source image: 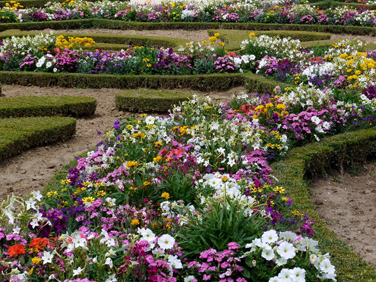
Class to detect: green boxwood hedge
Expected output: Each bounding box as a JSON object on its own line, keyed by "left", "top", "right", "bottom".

{"left": 0, "top": 96, "right": 97, "bottom": 118}
{"left": 0, "top": 19, "right": 374, "bottom": 36}
{"left": 0, "top": 116, "right": 76, "bottom": 161}
{"left": 0, "top": 71, "right": 290, "bottom": 93}
{"left": 115, "top": 89, "right": 192, "bottom": 113}
{"left": 270, "top": 128, "right": 376, "bottom": 281}
{"left": 308, "top": 1, "right": 376, "bottom": 10}
{"left": 0, "top": 0, "right": 128, "bottom": 8}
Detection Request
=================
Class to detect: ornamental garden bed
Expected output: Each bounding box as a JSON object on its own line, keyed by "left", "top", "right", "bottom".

{"left": 1, "top": 0, "right": 376, "bottom": 281}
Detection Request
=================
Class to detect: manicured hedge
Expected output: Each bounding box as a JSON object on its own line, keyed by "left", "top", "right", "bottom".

{"left": 115, "top": 89, "right": 192, "bottom": 113}
{"left": 0, "top": 19, "right": 375, "bottom": 36}
{"left": 0, "top": 71, "right": 289, "bottom": 93}
{"left": 0, "top": 96, "right": 97, "bottom": 118}
{"left": 308, "top": 1, "right": 376, "bottom": 10}
{"left": 270, "top": 128, "right": 376, "bottom": 281}
{"left": 0, "top": 116, "right": 76, "bottom": 161}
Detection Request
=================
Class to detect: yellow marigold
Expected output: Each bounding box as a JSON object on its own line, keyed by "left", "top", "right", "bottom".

{"left": 209, "top": 36, "right": 217, "bottom": 41}
{"left": 131, "top": 219, "right": 140, "bottom": 225}
{"left": 346, "top": 69, "right": 352, "bottom": 73}
{"left": 265, "top": 103, "right": 273, "bottom": 108}
{"left": 205, "top": 106, "right": 212, "bottom": 110}
{"left": 143, "top": 181, "right": 151, "bottom": 186}
{"left": 339, "top": 53, "right": 348, "bottom": 59}
{"left": 276, "top": 104, "right": 286, "bottom": 110}
{"left": 214, "top": 32, "right": 220, "bottom": 37}
{"left": 249, "top": 32, "right": 256, "bottom": 37}
{"left": 355, "top": 70, "right": 361, "bottom": 75}
{"left": 133, "top": 132, "right": 145, "bottom": 138}
{"left": 218, "top": 42, "right": 225, "bottom": 47}
{"left": 202, "top": 40, "right": 208, "bottom": 44}
{"left": 153, "top": 156, "right": 162, "bottom": 162}
{"left": 161, "top": 192, "right": 170, "bottom": 199}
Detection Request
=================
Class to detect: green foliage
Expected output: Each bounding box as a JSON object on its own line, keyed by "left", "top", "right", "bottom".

{"left": 176, "top": 198, "right": 265, "bottom": 259}
{"left": 0, "top": 96, "right": 96, "bottom": 118}
{"left": 115, "top": 89, "right": 192, "bottom": 113}
{"left": 0, "top": 116, "right": 76, "bottom": 161}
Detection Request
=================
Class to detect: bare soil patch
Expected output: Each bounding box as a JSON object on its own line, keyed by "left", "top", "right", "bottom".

{"left": 0, "top": 84, "right": 246, "bottom": 202}
{"left": 310, "top": 162, "right": 376, "bottom": 267}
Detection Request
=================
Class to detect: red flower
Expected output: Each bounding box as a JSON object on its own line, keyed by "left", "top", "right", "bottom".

{"left": 29, "top": 238, "right": 49, "bottom": 250}
{"left": 8, "top": 244, "right": 25, "bottom": 258}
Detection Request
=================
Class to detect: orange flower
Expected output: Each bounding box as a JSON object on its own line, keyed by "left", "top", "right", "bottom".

{"left": 8, "top": 244, "right": 25, "bottom": 257}
{"left": 29, "top": 238, "right": 49, "bottom": 250}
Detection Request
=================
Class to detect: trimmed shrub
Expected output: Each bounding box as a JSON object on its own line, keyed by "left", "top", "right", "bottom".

{"left": 0, "top": 116, "right": 76, "bottom": 161}
{"left": 0, "top": 96, "right": 97, "bottom": 118}
{"left": 115, "top": 89, "right": 192, "bottom": 112}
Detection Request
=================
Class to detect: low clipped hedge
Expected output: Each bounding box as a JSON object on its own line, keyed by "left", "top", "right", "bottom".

{"left": 0, "top": 116, "right": 76, "bottom": 161}
{"left": 0, "top": 19, "right": 375, "bottom": 36}
{"left": 270, "top": 128, "right": 376, "bottom": 281}
{"left": 0, "top": 71, "right": 290, "bottom": 93}
{"left": 115, "top": 89, "right": 192, "bottom": 113}
{"left": 308, "top": 1, "right": 376, "bottom": 10}
{"left": 0, "top": 96, "right": 97, "bottom": 118}
{"left": 0, "top": 0, "right": 128, "bottom": 8}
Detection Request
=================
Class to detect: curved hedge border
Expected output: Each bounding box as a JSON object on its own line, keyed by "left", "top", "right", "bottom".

{"left": 308, "top": 1, "right": 376, "bottom": 10}
{"left": 270, "top": 128, "right": 376, "bottom": 281}
{"left": 0, "top": 71, "right": 291, "bottom": 93}
{"left": 0, "top": 116, "right": 76, "bottom": 161}
{"left": 0, "top": 19, "right": 375, "bottom": 36}
{"left": 0, "top": 0, "right": 128, "bottom": 8}
{"left": 0, "top": 96, "right": 97, "bottom": 118}
{"left": 115, "top": 89, "right": 192, "bottom": 113}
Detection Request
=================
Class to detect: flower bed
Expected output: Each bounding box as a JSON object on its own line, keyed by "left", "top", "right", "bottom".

{"left": 1, "top": 0, "right": 376, "bottom": 28}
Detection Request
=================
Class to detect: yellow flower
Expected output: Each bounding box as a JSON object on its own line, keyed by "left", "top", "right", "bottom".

{"left": 143, "top": 58, "right": 149, "bottom": 62}
{"left": 61, "top": 179, "right": 71, "bottom": 184}
{"left": 161, "top": 192, "right": 170, "bottom": 199}
{"left": 209, "top": 36, "right": 217, "bottom": 41}
{"left": 205, "top": 106, "right": 212, "bottom": 110}
{"left": 126, "top": 161, "right": 138, "bottom": 168}
{"left": 82, "top": 197, "right": 95, "bottom": 204}
{"left": 153, "top": 156, "right": 162, "bottom": 162}
{"left": 346, "top": 69, "right": 352, "bottom": 73}
{"left": 171, "top": 2, "right": 175, "bottom": 7}
{"left": 214, "top": 32, "right": 220, "bottom": 37}
{"left": 131, "top": 219, "right": 140, "bottom": 225}
{"left": 29, "top": 268, "right": 34, "bottom": 275}
{"left": 97, "top": 191, "right": 106, "bottom": 197}
{"left": 249, "top": 32, "right": 256, "bottom": 37}
{"left": 32, "top": 257, "right": 41, "bottom": 264}
{"left": 253, "top": 114, "right": 258, "bottom": 119}
{"left": 292, "top": 210, "right": 301, "bottom": 216}
{"left": 143, "top": 181, "right": 151, "bottom": 186}
{"left": 202, "top": 40, "right": 208, "bottom": 44}
{"left": 218, "top": 42, "right": 225, "bottom": 47}
{"left": 276, "top": 104, "right": 286, "bottom": 109}
{"left": 133, "top": 133, "right": 145, "bottom": 138}
{"left": 339, "top": 53, "right": 348, "bottom": 59}
{"left": 355, "top": 70, "right": 361, "bottom": 75}
{"left": 265, "top": 103, "right": 273, "bottom": 108}
{"left": 222, "top": 176, "right": 228, "bottom": 182}
{"left": 154, "top": 141, "right": 162, "bottom": 147}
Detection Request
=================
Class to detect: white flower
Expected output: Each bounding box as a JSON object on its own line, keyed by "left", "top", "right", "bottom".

{"left": 168, "top": 254, "right": 183, "bottom": 269}
{"left": 138, "top": 228, "right": 156, "bottom": 243}
{"left": 105, "top": 257, "right": 113, "bottom": 268}
{"left": 30, "top": 218, "right": 39, "bottom": 229}
{"left": 277, "top": 242, "right": 296, "bottom": 260}
{"left": 105, "top": 274, "right": 117, "bottom": 282}
{"left": 268, "top": 277, "right": 279, "bottom": 282}
{"left": 32, "top": 191, "right": 43, "bottom": 201}
{"left": 158, "top": 234, "right": 175, "bottom": 250}
{"left": 261, "top": 246, "right": 275, "bottom": 261}
{"left": 25, "top": 198, "right": 36, "bottom": 210}
{"left": 278, "top": 268, "right": 293, "bottom": 281}
{"left": 290, "top": 267, "right": 306, "bottom": 282}
{"left": 145, "top": 116, "right": 155, "bottom": 125}
{"left": 311, "top": 116, "right": 321, "bottom": 125}
{"left": 309, "top": 254, "right": 318, "bottom": 264}
{"left": 276, "top": 257, "right": 287, "bottom": 266}
{"left": 320, "top": 258, "right": 335, "bottom": 275}
{"left": 73, "top": 266, "right": 84, "bottom": 276}
{"left": 262, "top": 230, "right": 278, "bottom": 243}
{"left": 46, "top": 61, "right": 52, "bottom": 68}
{"left": 42, "top": 251, "right": 54, "bottom": 264}
{"left": 184, "top": 276, "right": 196, "bottom": 282}
{"left": 13, "top": 227, "right": 21, "bottom": 234}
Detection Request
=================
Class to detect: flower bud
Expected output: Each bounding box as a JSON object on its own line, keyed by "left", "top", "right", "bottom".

{"left": 252, "top": 260, "right": 256, "bottom": 267}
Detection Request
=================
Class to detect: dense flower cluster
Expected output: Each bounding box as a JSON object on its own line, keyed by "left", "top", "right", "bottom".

{"left": 0, "top": 88, "right": 356, "bottom": 281}
{"left": 1, "top": 0, "right": 376, "bottom": 27}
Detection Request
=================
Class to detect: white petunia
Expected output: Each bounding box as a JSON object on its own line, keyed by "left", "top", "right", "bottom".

{"left": 319, "top": 258, "right": 335, "bottom": 275}
{"left": 184, "top": 276, "right": 196, "bottom": 282}
{"left": 262, "top": 230, "right": 278, "bottom": 243}
{"left": 290, "top": 267, "right": 306, "bottom": 282}
{"left": 277, "top": 242, "right": 296, "bottom": 260}
{"left": 158, "top": 234, "right": 175, "bottom": 250}
{"left": 145, "top": 116, "right": 155, "bottom": 125}
{"left": 261, "top": 246, "right": 275, "bottom": 261}
{"left": 278, "top": 268, "right": 293, "bottom": 281}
